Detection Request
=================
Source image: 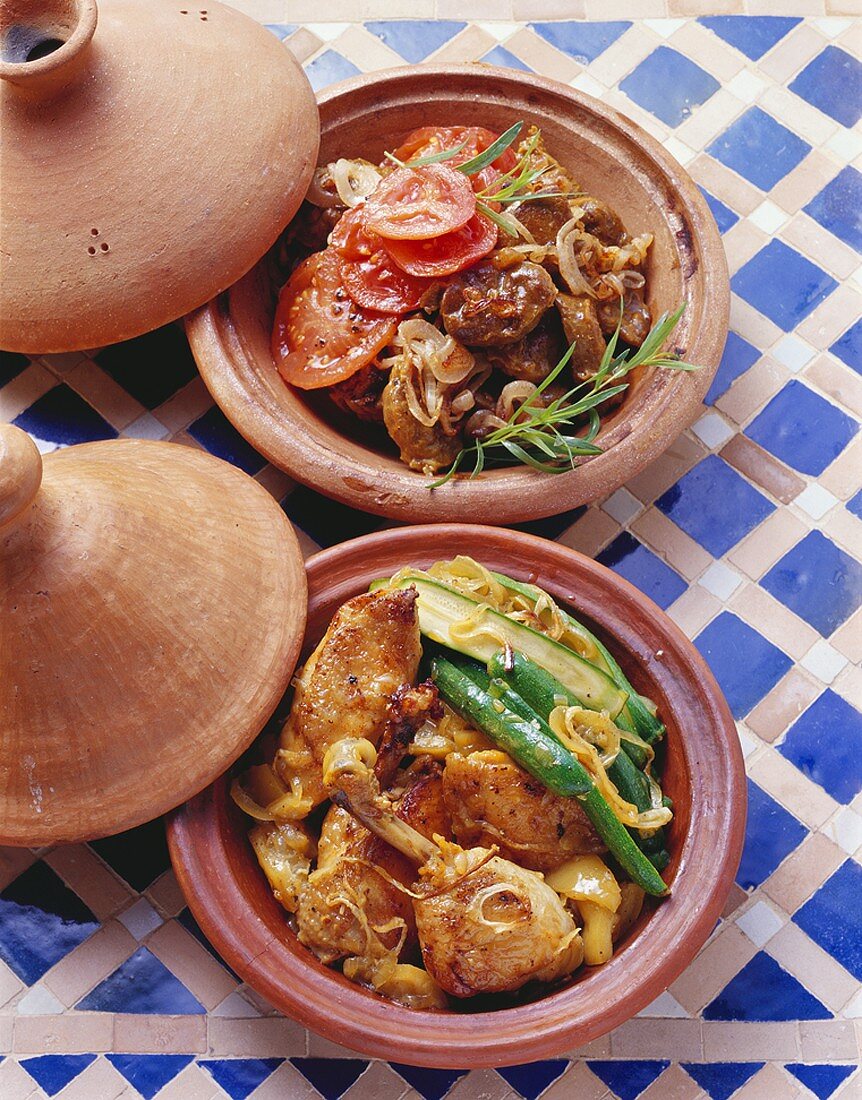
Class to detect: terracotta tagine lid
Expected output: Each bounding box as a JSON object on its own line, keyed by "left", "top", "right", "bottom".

{"left": 0, "top": 424, "right": 307, "bottom": 845}
{"left": 0, "top": 0, "right": 319, "bottom": 353}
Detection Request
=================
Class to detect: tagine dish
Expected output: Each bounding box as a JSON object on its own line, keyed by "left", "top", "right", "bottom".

{"left": 233, "top": 556, "right": 674, "bottom": 1008}
{"left": 271, "top": 123, "right": 696, "bottom": 482}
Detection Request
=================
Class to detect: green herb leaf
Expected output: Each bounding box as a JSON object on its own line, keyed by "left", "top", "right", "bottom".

{"left": 457, "top": 122, "right": 523, "bottom": 176}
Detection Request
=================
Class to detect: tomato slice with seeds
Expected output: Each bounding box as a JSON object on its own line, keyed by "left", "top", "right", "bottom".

{"left": 330, "top": 207, "right": 430, "bottom": 313}
{"left": 382, "top": 213, "right": 498, "bottom": 278}
{"left": 272, "top": 249, "right": 397, "bottom": 390}
{"left": 364, "top": 164, "right": 476, "bottom": 241}
{"left": 392, "top": 125, "right": 519, "bottom": 175}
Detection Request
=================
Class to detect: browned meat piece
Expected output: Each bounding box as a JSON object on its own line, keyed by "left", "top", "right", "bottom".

{"left": 556, "top": 293, "right": 607, "bottom": 381}
{"left": 442, "top": 750, "right": 605, "bottom": 871}
{"left": 577, "top": 196, "right": 629, "bottom": 247}
{"left": 276, "top": 587, "right": 422, "bottom": 812}
{"left": 329, "top": 363, "right": 387, "bottom": 423}
{"left": 296, "top": 804, "right": 417, "bottom": 965}
{"left": 396, "top": 762, "right": 451, "bottom": 841}
{"left": 597, "top": 288, "right": 652, "bottom": 347}
{"left": 485, "top": 312, "right": 566, "bottom": 384}
{"left": 284, "top": 200, "right": 344, "bottom": 254}
{"left": 440, "top": 260, "right": 556, "bottom": 347}
{"left": 382, "top": 358, "right": 463, "bottom": 475}
{"left": 515, "top": 195, "right": 575, "bottom": 246}
{"left": 374, "top": 681, "right": 442, "bottom": 787}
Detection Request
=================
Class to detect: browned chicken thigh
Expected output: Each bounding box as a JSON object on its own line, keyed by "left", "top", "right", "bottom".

{"left": 443, "top": 750, "right": 605, "bottom": 872}
{"left": 276, "top": 588, "right": 422, "bottom": 813}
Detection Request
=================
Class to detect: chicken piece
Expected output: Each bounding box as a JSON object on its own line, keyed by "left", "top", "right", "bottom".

{"left": 394, "top": 760, "right": 451, "bottom": 841}
{"left": 441, "top": 260, "right": 556, "bottom": 347}
{"left": 515, "top": 195, "right": 576, "bottom": 247}
{"left": 597, "top": 288, "right": 652, "bottom": 348}
{"left": 296, "top": 803, "right": 417, "bottom": 965}
{"left": 382, "top": 357, "right": 463, "bottom": 475}
{"left": 577, "top": 196, "right": 629, "bottom": 247}
{"left": 443, "top": 750, "right": 605, "bottom": 872}
{"left": 485, "top": 312, "right": 566, "bottom": 385}
{"left": 329, "top": 362, "right": 387, "bottom": 423}
{"left": 556, "top": 293, "right": 607, "bottom": 382}
{"left": 375, "top": 681, "right": 442, "bottom": 788}
{"left": 249, "top": 820, "right": 316, "bottom": 914}
{"left": 276, "top": 588, "right": 421, "bottom": 813}
{"left": 324, "top": 738, "right": 584, "bottom": 999}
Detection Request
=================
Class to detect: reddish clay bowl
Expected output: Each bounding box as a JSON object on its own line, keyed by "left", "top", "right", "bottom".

{"left": 168, "top": 525, "right": 745, "bottom": 1068}
{"left": 185, "top": 65, "right": 729, "bottom": 525}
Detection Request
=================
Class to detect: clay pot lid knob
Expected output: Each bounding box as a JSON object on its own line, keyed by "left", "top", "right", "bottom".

{"left": 0, "top": 0, "right": 98, "bottom": 97}
{"left": 0, "top": 424, "right": 42, "bottom": 529}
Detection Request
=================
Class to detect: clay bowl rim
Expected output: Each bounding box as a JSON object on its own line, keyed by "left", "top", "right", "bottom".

{"left": 167, "top": 524, "right": 746, "bottom": 1069}
{"left": 185, "top": 63, "right": 730, "bottom": 526}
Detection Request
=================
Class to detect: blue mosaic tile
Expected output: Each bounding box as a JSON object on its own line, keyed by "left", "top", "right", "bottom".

{"left": 0, "top": 861, "right": 99, "bottom": 985}
{"left": 656, "top": 454, "right": 775, "bottom": 558}
{"left": 704, "top": 951, "right": 830, "bottom": 1021}
{"left": 498, "top": 1059, "right": 568, "bottom": 1099}
{"left": 199, "top": 1058, "right": 283, "bottom": 1099}
{"left": 779, "top": 690, "right": 862, "bottom": 804}
{"left": 786, "top": 1063, "right": 856, "bottom": 1099}
{"left": 587, "top": 1060, "right": 670, "bottom": 1100}
{"left": 705, "top": 331, "right": 759, "bottom": 404}
{"left": 187, "top": 405, "right": 267, "bottom": 475}
{"left": 794, "top": 861, "right": 862, "bottom": 981}
{"left": 830, "top": 317, "right": 861, "bottom": 375}
{"left": 291, "top": 1058, "right": 369, "bottom": 1099}
{"left": 682, "top": 1062, "right": 764, "bottom": 1100}
{"left": 698, "top": 16, "right": 800, "bottom": 60}
{"left": 77, "top": 947, "right": 205, "bottom": 1014}
{"left": 89, "top": 818, "right": 170, "bottom": 892}
{"left": 107, "top": 1054, "right": 194, "bottom": 1099}
{"left": 847, "top": 488, "right": 862, "bottom": 520}
{"left": 264, "top": 23, "right": 298, "bottom": 41}
{"left": 95, "top": 324, "right": 199, "bottom": 409}
{"left": 699, "top": 187, "right": 739, "bottom": 236}
{"left": 303, "top": 50, "right": 361, "bottom": 94}
{"left": 620, "top": 46, "right": 719, "bottom": 127}
{"left": 282, "top": 484, "right": 384, "bottom": 549}
{"left": 530, "top": 20, "right": 630, "bottom": 64}
{"left": 20, "top": 1054, "right": 96, "bottom": 1095}
{"left": 481, "top": 45, "right": 531, "bottom": 72}
{"left": 761, "top": 530, "right": 862, "bottom": 637}
{"left": 745, "top": 379, "right": 858, "bottom": 477}
{"left": 12, "top": 384, "right": 118, "bottom": 446}
{"left": 597, "top": 532, "right": 687, "bottom": 610}
{"left": 731, "top": 240, "right": 837, "bottom": 332}
{"left": 0, "top": 349, "right": 29, "bottom": 387}
{"left": 789, "top": 46, "right": 862, "bottom": 128}
{"left": 694, "top": 613, "right": 792, "bottom": 720}
{"left": 391, "top": 1064, "right": 468, "bottom": 1100}
{"left": 365, "top": 20, "right": 465, "bottom": 64}
{"left": 707, "top": 107, "right": 810, "bottom": 192}
{"left": 804, "top": 166, "right": 862, "bottom": 254}
{"left": 737, "top": 779, "right": 808, "bottom": 890}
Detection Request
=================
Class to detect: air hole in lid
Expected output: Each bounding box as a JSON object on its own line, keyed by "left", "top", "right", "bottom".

{"left": 100, "top": 242, "right": 109, "bottom": 252}
{"left": 90, "top": 228, "right": 99, "bottom": 236}
{"left": 87, "top": 246, "right": 96, "bottom": 255}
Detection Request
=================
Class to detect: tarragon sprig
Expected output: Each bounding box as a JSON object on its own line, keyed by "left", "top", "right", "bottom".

{"left": 429, "top": 304, "right": 699, "bottom": 488}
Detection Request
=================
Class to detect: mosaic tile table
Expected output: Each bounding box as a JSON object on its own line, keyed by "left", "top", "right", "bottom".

{"left": 2, "top": 9, "right": 861, "bottom": 1100}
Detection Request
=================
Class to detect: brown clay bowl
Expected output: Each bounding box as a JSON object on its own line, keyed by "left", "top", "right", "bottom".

{"left": 185, "top": 65, "right": 729, "bottom": 525}
{"left": 168, "top": 525, "right": 745, "bottom": 1068}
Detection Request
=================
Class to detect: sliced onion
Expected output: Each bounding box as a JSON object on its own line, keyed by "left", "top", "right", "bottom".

{"left": 330, "top": 158, "right": 382, "bottom": 208}
{"left": 497, "top": 204, "right": 535, "bottom": 244}
{"left": 497, "top": 380, "right": 537, "bottom": 421}
{"left": 465, "top": 409, "right": 508, "bottom": 439}
{"left": 556, "top": 217, "right": 596, "bottom": 298}
{"left": 450, "top": 389, "right": 475, "bottom": 416}
{"left": 306, "top": 165, "right": 342, "bottom": 209}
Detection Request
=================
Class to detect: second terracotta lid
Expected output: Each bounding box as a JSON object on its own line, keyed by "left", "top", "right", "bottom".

{"left": 0, "top": 425, "right": 307, "bottom": 846}
{"left": 0, "top": 0, "right": 319, "bottom": 353}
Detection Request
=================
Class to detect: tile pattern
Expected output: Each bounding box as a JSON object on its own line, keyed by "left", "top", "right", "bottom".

{"left": 2, "top": 9, "right": 861, "bottom": 1100}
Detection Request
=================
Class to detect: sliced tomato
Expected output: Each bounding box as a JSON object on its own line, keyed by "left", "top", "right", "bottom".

{"left": 392, "top": 125, "right": 519, "bottom": 175}
{"left": 272, "top": 249, "right": 396, "bottom": 390}
{"left": 330, "top": 207, "right": 430, "bottom": 313}
{"left": 383, "top": 213, "right": 498, "bottom": 278}
{"left": 363, "top": 164, "right": 476, "bottom": 241}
